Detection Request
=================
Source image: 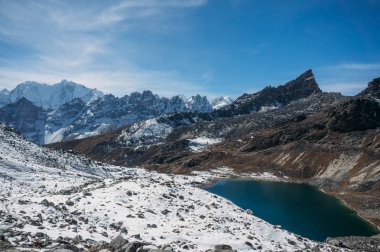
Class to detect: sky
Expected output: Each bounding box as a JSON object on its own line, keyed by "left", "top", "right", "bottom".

{"left": 0, "top": 0, "right": 380, "bottom": 98}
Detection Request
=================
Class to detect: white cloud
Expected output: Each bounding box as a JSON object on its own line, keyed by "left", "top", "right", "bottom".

{"left": 328, "top": 63, "right": 380, "bottom": 71}
{"left": 0, "top": 0, "right": 210, "bottom": 97}
{"left": 315, "top": 62, "right": 380, "bottom": 95}
{"left": 319, "top": 82, "right": 366, "bottom": 95}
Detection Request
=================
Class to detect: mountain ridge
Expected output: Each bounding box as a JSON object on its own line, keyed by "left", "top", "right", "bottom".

{"left": 1, "top": 70, "right": 318, "bottom": 144}
{"left": 1, "top": 79, "right": 104, "bottom": 110}
{"left": 47, "top": 75, "right": 380, "bottom": 231}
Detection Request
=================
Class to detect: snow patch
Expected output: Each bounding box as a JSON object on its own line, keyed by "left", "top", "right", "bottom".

{"left": 188, "top": 137, "right": 223, "bottom": 152}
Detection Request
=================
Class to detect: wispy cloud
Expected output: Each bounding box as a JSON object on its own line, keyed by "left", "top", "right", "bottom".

{"left": 0, "top": 0, "right": 209, "bottom": 97}
{"left": 316, "top": 62, "right": 380, "bottom": 95}
{"left": 327, "top": 63, "right": 380, "bottom": 71}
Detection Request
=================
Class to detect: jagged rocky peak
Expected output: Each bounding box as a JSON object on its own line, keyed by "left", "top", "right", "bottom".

{"left": 358, "top": 76, "right": 380, "bottom": 99}
{"left": 186, "top": 94, "right": 213, "bottom": 113}
{"left": 216, "top": 69, "right": 321, "bottom": 116}
{"left": 211, "top": 96, "right": 234, "bottom": 109}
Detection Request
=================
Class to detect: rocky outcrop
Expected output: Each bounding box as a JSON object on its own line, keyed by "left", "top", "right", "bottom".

{"left": 358, "top": 77, "right": 380, "bottom": 99}
{"left": 328, "top": 97, "right": 380, "bottom": 133}
{"left": 215, "top": 69, "right": 321, "bottom": 117}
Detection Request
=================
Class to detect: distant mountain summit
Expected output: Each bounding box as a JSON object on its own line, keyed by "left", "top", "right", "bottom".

{"left": 216, "top": 69, "right": 321, "bottom": 117}
{"left": 211, "top": 96, "right": 234, "bottom": 109}
{"left": 1, "top": 80, "right": 103, "bottom": 109}
{"left": 186, "top": 94, "right": 213, "bottom": 112}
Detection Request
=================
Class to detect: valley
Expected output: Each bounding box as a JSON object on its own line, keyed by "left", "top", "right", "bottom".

{"left": 1, "top": 70, "right": 380, "bottom": 251}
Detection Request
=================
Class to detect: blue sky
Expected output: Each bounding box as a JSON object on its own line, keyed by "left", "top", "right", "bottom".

{"left": 0, "top": 0, "right": 380, "bottom": 98}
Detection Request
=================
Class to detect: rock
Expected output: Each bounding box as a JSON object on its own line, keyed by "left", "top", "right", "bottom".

{"left": 90, "top": 241, "right": 109, "bottom": 252}
{"left": 118, "top": 241, "right": 145, "bottom": 252}
{"left": 65, "top": 200, "right": 74, "bottom": 206}
{"left": 72, "top": 235, "right": 83, "bottom": 244}
{"left": 48, "top": 244, "right": 80, "bottom": 252}
{"left": 0, "top": 235, "right": 13, "bottom": 250}
{"left": 110, "top": 221, "right": 123, "bottom": 231}
{"left": 213, "top": 244, "right": 237, "bottom": 252}
{"left": 109, "top": 235, "right": 128, "bottom": 251}
{"left": 35, "top": 232, "right": 49, "bottom": 239}
{"left": 41, "top": 199, "right": 54, "bottom": 207}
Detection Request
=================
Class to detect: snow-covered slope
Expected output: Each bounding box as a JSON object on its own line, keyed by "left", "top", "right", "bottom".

{"left": 2, "top": 80, "right": 103, "bottom": 109}
{"left": 0, "top": 124, "right": 336, "bottom": 251}
{"left": 211, "top": 96, "right": 234, "bottom": 110}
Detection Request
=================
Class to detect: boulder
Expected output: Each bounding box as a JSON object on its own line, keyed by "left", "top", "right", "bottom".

{"left": 109, "top": 235, "right": 128, "bottom": 251}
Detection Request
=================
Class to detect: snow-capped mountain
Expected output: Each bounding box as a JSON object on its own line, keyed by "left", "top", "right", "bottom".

{"left": 186, "top": 94, "right": 213, "bottom": 112}
{"left": 211, "top": 96, "right": 234, "bottom": 109}
{"left": 44, "top": 92, "right": 213, "bottom": 144}
{"left": 0, "top": 71, "right": 317, "bottom": 144}
{"left": 1, "top": 80, "right": 103, "bottom": 109}
{"left": 0, "top": 83, "right": 214, "bottom": 144}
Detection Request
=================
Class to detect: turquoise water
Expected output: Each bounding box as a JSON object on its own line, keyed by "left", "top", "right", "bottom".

{"left": 205, "top": 179, "right": 379, "bottom": 241}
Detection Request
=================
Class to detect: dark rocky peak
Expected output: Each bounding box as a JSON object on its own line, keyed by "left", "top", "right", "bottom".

{"left": 357, "top": 77, "right": 380, "bottom": 99}
{"left": 215, "top": 69, "right": 321, "bottom": 117}
{"left": 1, "top": 88, "right": 10, "bottom": 94}
{"left": 9, "top": 97, "right": 43, "bottom": 109}
{"left": 0, "top": 97, "right": 46, "bottom": 144}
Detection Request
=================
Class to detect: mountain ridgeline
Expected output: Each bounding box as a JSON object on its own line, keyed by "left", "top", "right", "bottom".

{"left": 48, "top": 70, "right": 380, "bottom": 230}
{"left": 0, "top": 70, "right": 319, "bottom": 144}
{"left": 0, "top": 80, "right": 231, "bottom": 144}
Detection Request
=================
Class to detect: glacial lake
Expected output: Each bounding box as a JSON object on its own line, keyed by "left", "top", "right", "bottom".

{"left": 205, "top": 179, "right": 379, "bottom": 241}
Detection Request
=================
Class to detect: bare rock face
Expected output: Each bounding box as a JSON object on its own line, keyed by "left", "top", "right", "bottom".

{"left": 329, "top": 97, "right": 380, "bottom": 133}
{"left": 216, "top": 69, "right": 321, "bottom": 117}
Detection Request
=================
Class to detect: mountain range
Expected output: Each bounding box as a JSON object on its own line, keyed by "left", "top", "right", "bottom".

{"left": 46, "top": 69, "right": 380, "bottom": 233}
{"left": 1, "top": 69, "right": 380, "bottom": 251}
{"left": 0, "top": 80, "right": 233, "bottom": 144}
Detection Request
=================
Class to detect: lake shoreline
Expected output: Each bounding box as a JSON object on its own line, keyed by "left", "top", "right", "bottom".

{"left": 196, "top": 168, "right": 380, "bottom": 242}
